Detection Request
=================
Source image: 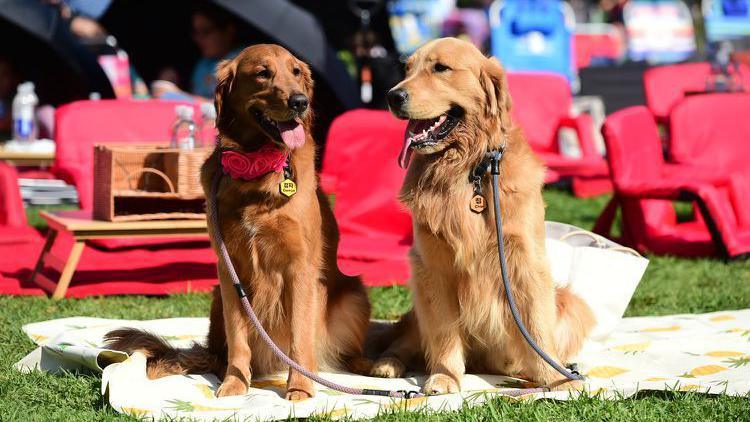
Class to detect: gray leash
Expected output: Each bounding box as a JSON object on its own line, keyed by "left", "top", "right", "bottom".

{"left": 486, "top": 149, "right": 584, "bottom": 382}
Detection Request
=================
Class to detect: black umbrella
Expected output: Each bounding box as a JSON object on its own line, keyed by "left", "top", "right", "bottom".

{"left": 0, "top": 0, "right": 114, "bottom": 104}
{"left": 212, "top": 0, "right": 359, "bottom": 110}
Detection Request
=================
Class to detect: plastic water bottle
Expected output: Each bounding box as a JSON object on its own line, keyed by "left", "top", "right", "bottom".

{"left": 199, "top": 102, "right": 217, "bottom": 147}
{"left": 171, "top": 105, "right": 196, "bottom": 150}
{"left": 12, "top": 82, "right": 38, "bottom": 141}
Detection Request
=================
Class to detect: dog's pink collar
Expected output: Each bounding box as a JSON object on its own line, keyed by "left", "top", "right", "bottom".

{"left": 221, "top": 145, "right": 288, "bottom": 181}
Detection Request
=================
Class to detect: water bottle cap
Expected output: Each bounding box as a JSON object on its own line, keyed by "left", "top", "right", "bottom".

{"left": 18, "top": 82, "right": 35, "bottom": 93}
{"left": 200, "top": 103, "right": 217, "bottom": 120}
{"left": 175, "top": 105, "right": 194, "bottom": 119}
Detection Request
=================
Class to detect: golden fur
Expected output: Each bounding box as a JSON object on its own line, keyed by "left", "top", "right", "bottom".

{"left": 106, "top": 44, "right": 371, "bottom": 401}
{"left": 370, "top": 38, "right": 595, "bottom": 393}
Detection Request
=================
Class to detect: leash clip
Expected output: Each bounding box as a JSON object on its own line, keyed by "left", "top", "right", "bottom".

{"left": 486, "top": 149, "right": 504, "bottom": 175}
{"left": 398, "top": 390, "right": 422, "bottom": 399}
{"left": 567, "top": 363, "right": 585, "bottom": 380}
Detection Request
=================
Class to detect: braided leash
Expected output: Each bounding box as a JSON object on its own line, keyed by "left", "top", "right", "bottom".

{"left": 208, "top": 174, "right": 421, "bottom": 399}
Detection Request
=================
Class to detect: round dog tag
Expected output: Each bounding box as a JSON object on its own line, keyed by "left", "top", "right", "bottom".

{"left": 470, "top": 194, "right": 486, "bottom": 213}
{"left": 280, "top": 179, "right": 297, "bottom": 197}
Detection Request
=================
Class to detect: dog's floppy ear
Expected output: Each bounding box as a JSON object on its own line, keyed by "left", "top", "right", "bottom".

{"left": 480, "top": 56, "right": 513, "bottom": 132}
{"left": 214, "top": 59, "right": 237, "bottom": 126}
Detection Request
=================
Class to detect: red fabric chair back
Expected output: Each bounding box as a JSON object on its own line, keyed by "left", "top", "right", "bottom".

{"left": 669, "top": 93, "right": 750, "bottom": 169}
{"left": 602, "top": 106, "right": 665, "bottom": 188}
{"left": 602, "top": 106, "right": 681, "bottom": 249}
{"left": 506, "top": 72, "right": 572, "bottom": 153}
{"left": 669, "top": 93, "right": 750, "bottom": 228}
{"left": 574, "top": 27, "right": 624, "bottom": 69}
{"left": 53, "top": 99, "right": 204, "bottom": 209}
{"left": 643, "top": 62, "right": 750, "bottom": 121}
{"left": 0, "top": 162, "right": 26, "bottom": 228}
{"left": 321, "top": 109, "right": 411, "bottom": 239}
{"left": 320, "top": 110, "right": 412, "bottom": 285}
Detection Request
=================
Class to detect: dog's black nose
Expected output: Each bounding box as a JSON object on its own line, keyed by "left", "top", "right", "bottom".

{"left": 288, "top": 94, "right": 309, "bottom": 113}
{"left": 387, "top": 88, "right": 408, "bottom": 110}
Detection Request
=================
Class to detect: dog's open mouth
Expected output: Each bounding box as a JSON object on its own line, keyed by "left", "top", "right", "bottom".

{"left": 398, "top": 107, "right": 461, "bottom": 168}
{"left": 252, "top": 109, "right": 305, "bottom": 150}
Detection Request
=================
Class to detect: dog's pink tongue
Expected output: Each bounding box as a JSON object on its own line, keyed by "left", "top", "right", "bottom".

{"left": 276, "top": 120, "right": 305, "bottom": 149}
{"left": 398, "top": 134, "right": 413, "bottom": 169}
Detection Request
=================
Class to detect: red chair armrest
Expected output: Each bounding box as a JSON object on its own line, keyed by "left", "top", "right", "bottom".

{"left": 0, "top": 162, "right": 27, "bottom": 227}
{"left": 618, "top": 181, "right": 711, "bottom": 200}
{"left": 559, "top": 113, "right": 599, "bottom": 159}
{"left": 662, "top": 164, "right": 730, "bottom": 186}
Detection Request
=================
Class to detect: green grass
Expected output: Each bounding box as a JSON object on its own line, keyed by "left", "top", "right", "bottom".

{"left": 2, "top": 189, "right": 749, "bottom": 420}
{"left": 25, "top": 205, "right": 76, "bottom": 229}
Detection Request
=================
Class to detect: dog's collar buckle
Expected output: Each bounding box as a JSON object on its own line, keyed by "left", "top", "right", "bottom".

{"left": 468, "top": 148, "right": 504, "bottom": 213}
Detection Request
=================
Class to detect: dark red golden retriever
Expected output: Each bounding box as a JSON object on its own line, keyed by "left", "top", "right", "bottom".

{"left": 106, "top": 44, "right": 371, "bottom": 401}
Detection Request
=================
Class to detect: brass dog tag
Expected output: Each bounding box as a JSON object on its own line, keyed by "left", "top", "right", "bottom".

{"left": 470, "top": 194, "right": 486, "bottom": 213}
{"left": 280, "top": 179, "right": 297, "bottom": 197}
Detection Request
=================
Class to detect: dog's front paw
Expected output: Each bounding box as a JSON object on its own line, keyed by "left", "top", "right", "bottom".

{"left": 216, "top": 376, "right": 248, "bottom": 397}
{"left": 285, "top": 387, "right": 314, "bottom": 401}
{"left": 422, "top": 374, "right": 460, "bottom": 395}
{"left": 370, "top": 357, "right": 405, "bottom": 378}
{"left": 346, "top": 356, "right": 374, "bottom": 375}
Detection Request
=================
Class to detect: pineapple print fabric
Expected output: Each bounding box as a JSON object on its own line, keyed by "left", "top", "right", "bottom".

{"left": 15, "top": 309, "right": 750, "bottom": 421}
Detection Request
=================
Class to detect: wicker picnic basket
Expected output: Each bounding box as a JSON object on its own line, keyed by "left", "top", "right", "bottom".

{"left": 93, "top": 144, "right": 213, "bottom": 221}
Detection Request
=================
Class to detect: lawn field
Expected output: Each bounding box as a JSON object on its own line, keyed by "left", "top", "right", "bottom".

{"left": 1, "top": 189, "right": 749, "bottom": 420}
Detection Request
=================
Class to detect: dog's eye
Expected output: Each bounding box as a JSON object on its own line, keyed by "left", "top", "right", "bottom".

{"left": 256, "top": 69, "right": 270, "bottom": 79}
{"left": 433, "top": 63, "right": 451, "bottom": 73}
{"left": 293, "top": 67, "right": 301, "bottom": 77}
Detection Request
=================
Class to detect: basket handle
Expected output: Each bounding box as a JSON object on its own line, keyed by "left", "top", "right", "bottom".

{"left": 606, "top": 246, "right": 643, "bottom": 258}
{"left": 558, "top": 230, "right": 643, "bottom": 257}
{"left": 559, "top": 230, "right": 606, "bottom": 246}
{"left": 123, "top": 168, "right": 176, "bottom": 194}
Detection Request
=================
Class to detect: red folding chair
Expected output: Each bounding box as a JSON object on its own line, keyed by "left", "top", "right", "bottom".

{"left": 595, "top": 106, "right": 750, "bottom": 257}
{"left": 0, "top": 103, "right": 218, "bottom": 297}
{"left": 574, "top": 24, "right": 625, "bottom": 69}
{"left": 643, "top": 62, "right": 750, "bottom": 123}
{"left": 507, "top": 72, "right": 611, "bottom": 197}
{"left": 320, "top": 110, "right": 412, "bottom": 286}
{"left": 0, "top": 162, "right": 39, "bottom": 245}
{"left": 668, "top": 93, "right": 750, "bottom": 230}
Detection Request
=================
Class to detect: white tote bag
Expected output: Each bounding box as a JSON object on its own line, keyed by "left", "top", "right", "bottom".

{"left": 544, "top": 221, "right": 649, "bottom": 341}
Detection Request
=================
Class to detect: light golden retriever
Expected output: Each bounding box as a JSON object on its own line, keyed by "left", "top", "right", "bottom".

{"left": 370, "top": 38, "right": 595, "bottom": 394}
{"left": 106, "top": 44, "right": 371, "bottom": 401}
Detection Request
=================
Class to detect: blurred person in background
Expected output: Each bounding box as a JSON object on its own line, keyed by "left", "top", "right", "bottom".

{"left": 57, "top": 0, "right": 109, "bottom": 40}
{"left": 49, "top": 0, "right": 149, "bottom": 98}
{"left": 152, "top": 2, "right": 242, "bottom": 102}
{"left": 592, "top": 0, "right": 628, "bottom": 25}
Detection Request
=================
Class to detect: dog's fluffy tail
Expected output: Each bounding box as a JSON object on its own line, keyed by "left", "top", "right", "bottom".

{"left": 104, "top": 328, "right": 222, "bottom": 379}
{"left": 554, "top": 287, "right": 596, "bottom": 362}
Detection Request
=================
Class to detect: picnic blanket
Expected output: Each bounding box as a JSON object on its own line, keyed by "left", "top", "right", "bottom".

{"left": 16, "top": 310, "right": 750, "bottom": 420}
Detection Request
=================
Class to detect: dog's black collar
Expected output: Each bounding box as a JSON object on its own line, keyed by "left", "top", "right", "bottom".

{"left": 283, "top": 156, "right": 294, "bottom": 180}
{"left": 470, "top": 148, "right": 504, "bottom": 184}
{"left": 468, "top": 149, "right": 504, "bottom": 203}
